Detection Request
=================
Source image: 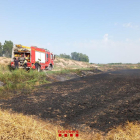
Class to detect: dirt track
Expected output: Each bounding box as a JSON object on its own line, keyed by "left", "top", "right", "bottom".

{"left": 0, "top": 69, "right": 140, "bottom": 133}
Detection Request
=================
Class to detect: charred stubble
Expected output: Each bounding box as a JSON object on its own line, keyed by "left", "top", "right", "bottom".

{"left": 0, "top": 69, "right": 140, "bottom": 133}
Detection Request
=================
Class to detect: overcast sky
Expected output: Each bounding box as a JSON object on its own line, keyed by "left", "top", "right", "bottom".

{"left": 0, "top": 0, "right": 140, "bottom": 63}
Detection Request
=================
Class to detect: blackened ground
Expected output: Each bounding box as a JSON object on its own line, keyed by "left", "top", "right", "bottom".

{"left": 0, "top": 69, "right": 140, "bottom": 133}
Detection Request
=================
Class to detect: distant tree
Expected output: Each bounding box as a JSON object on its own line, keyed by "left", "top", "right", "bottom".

{"left": 108, "top": 63, "right": 122, "bottom": 65}
{"left": 71, "top": 52, "right": 79, "bottom": 60}
{"left": 0, "top": 42, "right": 2, "bottom": 56}
{"left": 58, "top": 52, "right": 89, "bottom": 62}
{"left": 3, "top": 40, "right": 13, "bottom": 58}
{"left": 71, "top": 52, "right": 89, "bottom": 62}
{"left": 59, "top": 53, "right": 71, "bottom": 59}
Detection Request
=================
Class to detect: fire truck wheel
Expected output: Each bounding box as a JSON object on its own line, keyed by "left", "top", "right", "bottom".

{"left": 48, "top": 65, "right": 52, "bottom": 71}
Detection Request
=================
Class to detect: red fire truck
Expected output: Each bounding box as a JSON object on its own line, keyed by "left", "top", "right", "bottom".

{"left": 11, "top": 45, "right": 55, "bottom": 71}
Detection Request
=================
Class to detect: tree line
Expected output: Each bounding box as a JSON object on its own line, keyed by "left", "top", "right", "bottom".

{"left": 59, "top": 52, "right": 89, "bottom": 62}
{"left": 0, "top": 40, "right": 13, "bottom": 58}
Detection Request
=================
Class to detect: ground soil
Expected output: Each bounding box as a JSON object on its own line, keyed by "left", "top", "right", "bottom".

{"left": 0, "top": 69, "right": 140, "bottom": 134}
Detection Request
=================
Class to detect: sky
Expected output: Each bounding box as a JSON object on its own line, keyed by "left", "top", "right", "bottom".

{"left": 0, "top": 0, "right": 140, "bottom": 63}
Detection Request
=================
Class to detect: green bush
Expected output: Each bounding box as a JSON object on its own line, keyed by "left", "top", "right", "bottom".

{"left": 0, "top": 69, "right": 49, "bottom": 98}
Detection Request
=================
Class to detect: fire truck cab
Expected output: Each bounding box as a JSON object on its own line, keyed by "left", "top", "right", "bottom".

{"left": 11, "top": 45, "right": 55, "bottom": 71}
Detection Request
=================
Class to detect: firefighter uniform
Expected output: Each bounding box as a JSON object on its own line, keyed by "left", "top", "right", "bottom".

{"left": 23, "top": 57, "right": 28, "bottom": 69}
{"left": 35, "top": 61, "right": 39, "bottom": 70}
{"left": 14, "top": 57, "right": 20, "bottom": 69}
{"left": 35, "top": 59, "right": 41, "bottom": 70}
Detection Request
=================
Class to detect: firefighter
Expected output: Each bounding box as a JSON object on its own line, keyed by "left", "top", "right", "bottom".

{"left": 14, "top": 57, "right": 20, "bottom": 69}
{"left": 23, "top": 55, "right": 28, "bottom": 69}
{"left": 35, "top": 59, "right": 41, "bottom": 70}
{"left": 23, "top": 58, "right": 27, "bottom": 69}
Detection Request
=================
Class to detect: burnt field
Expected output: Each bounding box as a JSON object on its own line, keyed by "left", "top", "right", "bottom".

{"left": 0, "top": 69, "right": 140, "bottom": 133}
